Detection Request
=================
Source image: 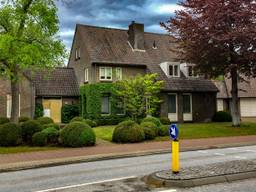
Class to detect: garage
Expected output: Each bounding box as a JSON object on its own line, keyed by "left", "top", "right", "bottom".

{"left": 240, "top": 98, "right": 256, "bottom": 117}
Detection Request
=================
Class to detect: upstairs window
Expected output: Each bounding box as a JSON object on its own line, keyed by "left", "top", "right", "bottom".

{"left": 100, "top": 67, "right": 112, "bottom": 81}
{"left": 168, "top": 64, "right": 180, "bottom": 77}
{"left": 116, "top": 67, "right": 122, "bottom": 80}
{"left": 188, "top": 66, "right": 198, "bottom": 77}
{"left": 75, "top": 47, "right": 80, "bottom": 60}
{"left": 84, "top": 68, "right": 88, "bottom": 82}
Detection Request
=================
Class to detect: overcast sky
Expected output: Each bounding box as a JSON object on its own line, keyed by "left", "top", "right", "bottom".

{"left": 56, "top": 0, "right": 180, "bottom": 52}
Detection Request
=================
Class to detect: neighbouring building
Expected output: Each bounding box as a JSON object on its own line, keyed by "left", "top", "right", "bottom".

{"left": 68, "top": 22, "right": 218, "bottom": 122}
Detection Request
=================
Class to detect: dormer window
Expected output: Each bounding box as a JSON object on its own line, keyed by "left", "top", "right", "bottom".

{"left": 188, "top": 66, "right": 193, "bottom": 77}
{"left": 169, "top": 64, "right": 180, "bottom": 77}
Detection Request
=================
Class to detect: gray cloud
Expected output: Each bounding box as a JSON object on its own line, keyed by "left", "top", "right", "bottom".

{"left": 56, "top": 0, "right": 180, "bottom": 51}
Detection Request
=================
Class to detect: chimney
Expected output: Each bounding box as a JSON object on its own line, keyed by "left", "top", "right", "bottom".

{"left": 128, "top": 21, "right": 145, "bottom": 50}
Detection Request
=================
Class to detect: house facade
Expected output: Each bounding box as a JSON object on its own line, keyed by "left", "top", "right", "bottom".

{"left": 68, "top": 22, "right": 218, "bottom": 122}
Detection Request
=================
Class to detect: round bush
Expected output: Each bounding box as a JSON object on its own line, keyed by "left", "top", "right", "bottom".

{"left": 70, "top": 116, "right": 85, "bottom": 123}
{"left": 84, "top": 119, "right": 97, "bottom": 127}
{"left": 32, "top": 132, "right": 47, "bottom": 146}
{"left": 159, "top": 117, "right": 171, "bottom": 125}
{"left": 158, "top": 125, "right": 169, "bottom": 136}
{"left": 60, "top": 122, "right": 96, "bottom": 147}
{"left": 42, "top": 123, "right": 60, "bottom": 130}
{"left": 0, "top": 117, "right": 10, "bottom": 125}
{"left": 141, "top": 117, "right": 162, "bottom": 128}
{"left": 36, "top": 117, "right": 54, "bottom": 125}
{"left": 61, "top": 104, "right": 80, "bottom": 123}
{"left": 0, "top": 123, "right": 21, "bottom": 146}
{"left": 112, "top": 120, "right": 145, "bottom": 143}
{"left": 212, "top": 111, "right": 232, "bottom": 122}
{"left": 21, "top": 120, "right": 42, "bottom": 143}
{"left": 18, "top": 116, "right": 30, "bottom": 123}
{"left": 42, "top": 127, "right": 59, "bottom": 144}
{"left": 140, "top": 122, "right": 158, "bottom": 140}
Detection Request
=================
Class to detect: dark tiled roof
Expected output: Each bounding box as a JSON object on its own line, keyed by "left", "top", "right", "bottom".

{"left": 30, "top": 68, "right": 79, "bottom": 97}
{"left": 77, "top": 24, "right": 218, "bottom": 92}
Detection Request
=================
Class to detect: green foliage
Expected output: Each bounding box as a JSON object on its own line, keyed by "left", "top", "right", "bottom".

{"left": 212, "top": 111, "right": 232, "bottom": 122}
{"left": 0, "top": 117, "right": 10, "bottom": 125}
{"left": 159, "top": 117, "right": 171, "bottom": 125}
{"left": 36, "top": 117, "right": 54, "bottom": 125}
{"left": 18, "top": 116, "right": 30, "bottom": 123}
{"left": 0, "top": 123, "right": 21, "bottom": 146}
{"left": 114, "top": 74, "right": 163, "bottom": 120}
{"left": 112, "top": 120, "right": 145, "bottom": 143}
{"left": 60, "top": 122, "right": 95, "bottom": 147}
{"left": 84, "top": 119, "right": 97, "bottom": 127}
{"left": 158, "top": 125, "right": 170, "bottom": 136}
{"left": 34, "top": 104, "right": 44, "bottom": 119}
{"left": 42, "top": 123, "right": 60, "bottom": 130}
{"left": 140, "top": 122, "right": 158, "bottom": 140}
{"left": 42, "top": 127, "right": 59, "bottom": 144}
{"left": 94, "top": 115, "right": 127, "bottom": 126}
{"left": 141, "top": 116, "right": 162, "bottom": 128}
{"left": 70, "top": 116, "right": 85, "bottom": 123}
{"left": 21, "top": 120, "right": 42, "bottom": 143}
{"left": 32, "top": 132, "right": 47, "bottom": 146}
{"left": 61, "top": 104, "right": 80, "bottom": 123}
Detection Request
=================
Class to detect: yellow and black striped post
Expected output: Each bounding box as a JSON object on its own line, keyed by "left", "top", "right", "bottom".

{"left": 172, "top": 139, "right": 179, "bottom": 174}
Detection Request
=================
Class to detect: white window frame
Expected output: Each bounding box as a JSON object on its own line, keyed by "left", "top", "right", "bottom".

{"left": 99, "top": 67, "right": 112, "bottom": 81}
{"left": 182, "top": 93, "right": 193, "bottom": 121}
{"left": 84, "top": 68, "right": 89, "bottom": 82}
{"left": 116, "top": 67, "right": 122, "bottom": 81}
{"left": 168, "top": 64, "right": 180, "bottom": 77}
{"left": 167, "top": 93, "right": 178, "bottom": 122}
{"left": 6, "top": 94, "right": 20, "bottom": 118}
{"left": 75, "top": 47, "right": 80, "bottom": 60}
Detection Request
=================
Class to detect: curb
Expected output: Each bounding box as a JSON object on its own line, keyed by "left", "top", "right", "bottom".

{"left": 0, "top": 141, "right": 256, "bottom": 173}
{"left": 145, "top": 170, "right": 256, "bottom": 188}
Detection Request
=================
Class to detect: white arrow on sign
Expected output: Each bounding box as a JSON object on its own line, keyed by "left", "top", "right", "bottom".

{"left": 171, "top": 127, "right": 176, "bottom": 136}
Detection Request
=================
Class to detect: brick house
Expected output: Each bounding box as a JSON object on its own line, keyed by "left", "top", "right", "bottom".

{"left": 68, "top": 22, "right": 218, "bottom": 122}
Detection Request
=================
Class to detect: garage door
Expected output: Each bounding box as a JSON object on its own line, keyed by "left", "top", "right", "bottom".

{"left": 240, "top": 98, "right": 256, "bottom": 117}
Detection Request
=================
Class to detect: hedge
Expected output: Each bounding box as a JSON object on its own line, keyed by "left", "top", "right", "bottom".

{"left": 0, "top": 117, "right": 10, "bottom": 125}
{"left": 36, "top": 117, "right": 54, "bottom": 125}
{"left": 212, "top": 111, "right": 232, "bottom": 122}
{"left": 61, "top": 104, "right": 80, "bottom": 123}
{"left": 34, "top": 103, "right": 44, "bottom": 119}
{"left": 0, "top": 123, "right": 21, "bottom": 146}
{"left": 21, "top": 120, "right": 42, "bottom": 143}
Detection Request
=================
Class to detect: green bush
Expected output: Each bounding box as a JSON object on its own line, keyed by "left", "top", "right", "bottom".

{"left": 140, "top": 122, "right": 157, "bottom": 140}
{"left": 42, "top": 123, "right": 60, "bottom": 130}
{"left": 94, "top": 115, "right": 128, "bottom": 126}
{"left": 112, "top": 120, "right": 145, "bottom": 143}
{"left": 0, "top": 123, "right": 21, "bottom": 146}
{"left": 36, "top": 117, "right": 54, "bottom": 125}
{"left": 61, "top": 104, "right": 80, "bottom": 123}
{"left": 159, "top": 117, "right": 171, "bottom": 125}
{"left": 70, "top": 116, "right": 85, "bottom": 123}
{"left": 42, "top": 127, "right": 59, "bottom": 144}
{"left": 141, "top": 116, "right": 162, "bottom": 128}
{"left": 0, "top": 117, "right": 10, "bottom": 125}
{"left": 34, "top": 103, "right": 44, "bottom": 119}
{"left": 158, "top": 125, "right": 169, "bottom": 136}
{"left": 60, "top": 122, "right": 96, "bottom": 147}
{"left": 212, "top": 111, "right": 232, "bottom": 122}
{"left": 18, "top": 116, "right": 30, "bottom": 123}
{"left": 32, "top": 132, "right": 47, "bottom": 146}
{"left": 84, "top": 119, "right": 97, "bottom": 127}
{"left": 21, "top": 120, "right": 42, "bottom": 143}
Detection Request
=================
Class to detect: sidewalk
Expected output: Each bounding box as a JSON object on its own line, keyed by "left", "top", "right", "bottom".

{"left": 1, "top": 135, "right": 256, "bottom": 172}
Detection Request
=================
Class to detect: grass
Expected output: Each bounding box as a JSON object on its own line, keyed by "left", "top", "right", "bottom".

{"left": 0, "top": 146, "right": 61, "bottom": 154}
{"left": 93, "top": 125, "right": 115, "bottom": 142}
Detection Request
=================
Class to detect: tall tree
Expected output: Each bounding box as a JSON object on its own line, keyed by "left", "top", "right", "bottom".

{"left": 0, "top": 0, "right": 66, "bottom": 122}
{"left": 161, "top": 0, "right": 256, "bottom": 127}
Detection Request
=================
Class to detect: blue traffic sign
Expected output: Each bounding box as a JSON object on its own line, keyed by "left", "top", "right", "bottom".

{"left": 169, "top": 124, "right": 179, "bottom": 140}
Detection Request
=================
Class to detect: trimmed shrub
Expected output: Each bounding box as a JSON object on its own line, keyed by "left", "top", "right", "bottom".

{"left": 21, "top": 120, "right": 42, "bottom": 143}
{"left": 42, "top": 127, "right": 59, "bottom": 144}
{"left": 32, "top": 132, "right": 47, "bottom": 146}
{"left": 0, "top": 117, "right": 10, "bottom": 125}
{"left": 70, "top": 116, "right": 85, "bottom": 123}
{"left": 94, "top": 115, "right": 128, "bottom": 126}
{"left": 42, "top": 123, "right": 60, "bottom": 130}
{"left": 60, "top": 122, "right": 95, "bottom": 147}
{"left": 34, "top": 103, "right": 44, "bottom": 119}
{"left": 212, "top": 111, "right": 232, "bottom": 122}
{"left": 36, "top": 117, "right": 54, "bottom": 125}
{"left": 18, "top": 116, "right": 30, "bottom": 123}
{"left": 0, "top": 123, "right": 21, "bottom": 146}
{"left": 61, "top": 104, "right": 80, "bottom": 123}
{"left": 158, "top": 125, "right": 169, "bottom": 136}
{"left": 159, "top": 117, "right": 171, "bottom": 125}
{"left": 112, "top": 120, "right": 145, "bottom": 143}
{"left": 140, "top": 122, "right": 158, "bottom": 140}
{"left": 84, "top": 119, "right": 97, "bottom": 127}
{"left": 141, "top": 116, "right": 162, "bottom": 128}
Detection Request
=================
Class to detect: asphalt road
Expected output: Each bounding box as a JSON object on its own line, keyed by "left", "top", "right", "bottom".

{"left": 0, "top": 145, "right": 256, "bottom": 192}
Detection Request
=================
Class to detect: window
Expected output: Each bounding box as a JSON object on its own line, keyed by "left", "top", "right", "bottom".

{"left": 116, "top": 97, "right": 125, "bottom": 115}
{"left": 168, "top": 94, "right": 177, "bottom": 113}
{"left": 101, "top": 95, "right": 110, "bottom": 114}
{"left": 6, "top": 94, "right": 20, "bottom": 118}
{"left": 100, "top": 67, "right": 112, "bottom": 81}
{"left": 116, "top": 67, "right": 122, "bottom": 80}
{"left": 188, "top": 66, "right": 193, "bottom": 77}
{"left": 75, "top": 47, "right": 80, "bottom": 60}
{"left": 84, "top": 68, "right": 88, "bottom": 82}
{"left": 183, "top": 94, "right": 191, "bottom": 113}
{"left": 168, "top": 64, "right": 180, "bottom": 77}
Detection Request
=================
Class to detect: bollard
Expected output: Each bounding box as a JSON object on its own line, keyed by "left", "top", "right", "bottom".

{"left": 172, "top": 139, "right": 179, "bottom": 174}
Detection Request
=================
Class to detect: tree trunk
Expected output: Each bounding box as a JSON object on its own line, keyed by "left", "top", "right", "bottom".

{"left": 230, "top": 67, "right": 241, "bottom": 127}
{"left": 10, "top": 79, "right": 20, "bottom": 123}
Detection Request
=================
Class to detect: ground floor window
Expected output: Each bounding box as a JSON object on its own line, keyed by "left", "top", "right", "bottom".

{"left": 6, "top": 94, "right": 20, "bottom": 118}
{"left": 183, "top": 94, "right": 192, "bottom": 113}
{"left": 168, "top": 94, "right": 177, "bottom": 113}
{"left": 101, "top": 95, "right": 110, "bottom": 114}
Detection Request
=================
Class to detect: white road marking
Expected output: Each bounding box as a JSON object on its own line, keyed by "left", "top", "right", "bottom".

{"left": 229, "top": 148, "right": 239, "bottom": 151}
{"left": 34, "top": 176, "right": 137, "bottom": 192}
{"left": 157, "top": 190, "right": 177, "bottom": 192}
{"left": 245, "top": 150, "right": 256, "bottom": 153}
{"left": 214, "top": 153, "right": 225, "bottom": 156}
{"left": 234, "top": 156, "right": 247, "bottom": 159}
{"left": 197, "top": 150, "right": 208, "bottom": 154}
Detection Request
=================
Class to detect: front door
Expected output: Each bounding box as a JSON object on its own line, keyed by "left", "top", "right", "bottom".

{"left": 168, "top": 94, "right": 178, "bottom": 122}
{"left": 183, "top": 94, "right": 192, "bottom": 121}
{"left": 42, "top": 99, "right": 62, "bottom": 123}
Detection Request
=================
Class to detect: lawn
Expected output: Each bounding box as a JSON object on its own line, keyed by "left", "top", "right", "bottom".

{"left": 0, "top": 146, "right": 61, "bottom": 154}
{"left": 94, "top": 122, "right": 256, "bottom": 142}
